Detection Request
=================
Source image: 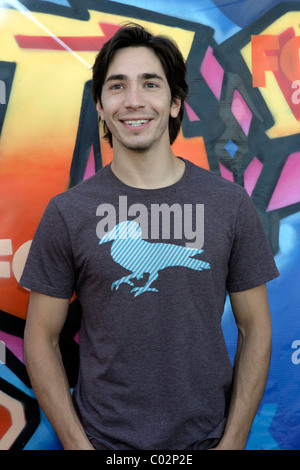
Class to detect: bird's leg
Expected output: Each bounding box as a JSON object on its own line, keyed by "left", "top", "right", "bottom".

{"left": 111, "top": 273, "right": 135, "bottom": 291}
{"left": 131, "top": 272, "right": 159, "bottom": 297}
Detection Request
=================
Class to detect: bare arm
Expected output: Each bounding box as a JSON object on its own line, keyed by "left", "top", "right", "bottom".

{"left": 24, "top": 291, "right": 94, "bottom": 450}
{"left": 215, "top": 283, "right": 272, "bottom": 450}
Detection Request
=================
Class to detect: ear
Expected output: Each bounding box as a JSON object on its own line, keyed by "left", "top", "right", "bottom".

{"left": 96, "top": 99, "right": 105, "bottom": 121}
{"left": 170, "top": 97, "right": 181, "bottom": 119}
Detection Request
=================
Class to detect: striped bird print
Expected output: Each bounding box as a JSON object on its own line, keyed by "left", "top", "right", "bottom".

{"left": 99, "top": 220, "right": 210, "bottom": 297}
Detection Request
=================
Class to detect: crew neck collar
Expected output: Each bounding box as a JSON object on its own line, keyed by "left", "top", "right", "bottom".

{"left": 105, "top": 157, "right": 191, "bottom": 195}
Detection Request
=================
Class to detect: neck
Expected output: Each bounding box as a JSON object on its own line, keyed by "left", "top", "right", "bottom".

{"left": 110, "top": 143, "right": 185, "bottom": 190}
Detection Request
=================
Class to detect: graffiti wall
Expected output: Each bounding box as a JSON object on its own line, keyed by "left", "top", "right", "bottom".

{"left": 0, "top": 0, "right": 299, "bottom": 450}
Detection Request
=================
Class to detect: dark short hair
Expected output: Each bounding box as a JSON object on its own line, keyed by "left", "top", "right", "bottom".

{"left": 92, "top": 24, "right": 188, "bottom": 146}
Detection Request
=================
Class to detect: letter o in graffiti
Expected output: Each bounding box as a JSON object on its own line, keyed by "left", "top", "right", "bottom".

{"left": 12, "top": 240, "right": 32, "bottom": 288}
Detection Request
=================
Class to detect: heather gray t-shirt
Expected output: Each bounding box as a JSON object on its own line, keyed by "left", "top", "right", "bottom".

{"left": 20, "top": 158, "right": 279, "bottom": 450}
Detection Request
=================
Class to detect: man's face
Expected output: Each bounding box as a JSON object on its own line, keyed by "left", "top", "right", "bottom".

{"left": 97, "top": 46, "right": 181, "bottom": 153}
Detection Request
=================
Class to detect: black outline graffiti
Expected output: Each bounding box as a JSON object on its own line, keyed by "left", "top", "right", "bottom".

{"left": 0, "top": 305, "right": 81, "bottom": 390}
{"left": 0, "top": 377, "right": 40, "bottom": 450}
{"left": 183, "top": 2, "right": 300, "bottom": 253}
{"left": 69, "top": 80, "right": 102, "bottom": 188}
{"left": 0, "top": 62, "right": 16, "bottom": 137}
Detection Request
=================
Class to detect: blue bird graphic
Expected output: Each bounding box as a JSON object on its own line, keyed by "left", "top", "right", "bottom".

{"left": 99, "top": 220, "right": 210, "bottom": 297}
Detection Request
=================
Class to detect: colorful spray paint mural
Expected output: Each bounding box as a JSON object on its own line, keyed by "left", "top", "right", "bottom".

{"left": 0, "top": 0, "right": 299, "bottom": 450}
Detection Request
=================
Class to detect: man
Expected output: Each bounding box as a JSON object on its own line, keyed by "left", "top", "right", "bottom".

{"left": 20, "top": 24, "right": 279, "bottom": 450}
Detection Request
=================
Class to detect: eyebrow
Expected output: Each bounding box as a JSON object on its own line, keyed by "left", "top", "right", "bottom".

{"left": 105, "top": 73, "right": 165, "bottom": 84}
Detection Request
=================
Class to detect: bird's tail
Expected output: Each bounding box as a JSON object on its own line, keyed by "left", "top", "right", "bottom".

{"left": 183, "top": 256, "right": 210, "bottom": 271}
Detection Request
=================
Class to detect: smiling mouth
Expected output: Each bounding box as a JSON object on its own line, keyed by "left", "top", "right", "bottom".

{"left": 122, "top": 119, "right": 150, "bottom": 127}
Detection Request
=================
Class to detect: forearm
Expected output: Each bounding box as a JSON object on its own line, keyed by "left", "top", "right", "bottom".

{"left": 217, "top": 325, "right": 272, "bottom": 450}
{"left": 24, "top": 336, "right": 93, "bottom": 450}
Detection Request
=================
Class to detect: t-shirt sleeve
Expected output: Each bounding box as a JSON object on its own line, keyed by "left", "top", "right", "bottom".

{"left": 226, "top": 190, "right": 279, "bottom": 292}
{"left": 19, "top": 198, "right": 75, "bottom": 299}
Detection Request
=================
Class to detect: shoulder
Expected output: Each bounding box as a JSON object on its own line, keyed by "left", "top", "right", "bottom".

{"left": 51, "top": 165, "right": 110, "bottom": 208}
{"left": 183, "top": 157, "right": 246, "bottom": 201}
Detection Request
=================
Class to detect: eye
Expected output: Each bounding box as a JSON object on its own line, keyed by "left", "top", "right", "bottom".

{"left": 145, "top": 82, "right": 158, "bottom": 89}
{"left": 110, "top": 83, "right": 124, "bottom": 90}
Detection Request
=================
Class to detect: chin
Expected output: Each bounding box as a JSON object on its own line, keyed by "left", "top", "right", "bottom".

{"left": 128, "top": 146, "right": 151, "bottom": 153}
{"left": 123, "top": 141, "right": 153, "bottom": 153}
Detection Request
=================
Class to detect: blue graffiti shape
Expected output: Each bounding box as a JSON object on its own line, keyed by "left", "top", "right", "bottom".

{"left": 246, "top": 404, "right": 280, "bottom": 450}
{"left": 99, "top": 221, "right": 210, "bottom": 297}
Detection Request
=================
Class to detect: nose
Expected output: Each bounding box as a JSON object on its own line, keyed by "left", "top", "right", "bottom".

{"left": 124, "top": 85, "right": 145, "bottom": 110}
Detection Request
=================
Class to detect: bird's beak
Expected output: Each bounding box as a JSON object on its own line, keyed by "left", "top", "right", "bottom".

{"left": 99, "top": 230, "right": 114, "bottom": 244}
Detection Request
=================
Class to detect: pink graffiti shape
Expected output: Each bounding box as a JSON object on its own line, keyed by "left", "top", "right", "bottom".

{"left": 231, "top": 90, "right": 253, "bottom": 136}
{"left": 184, "top": 102, "right": 200, "bottom": 122}
{"left": 0, "top": 331, "right": 24, "bottom": 363}
{"left": 244, "top": 157, "right": 263, "bottom": 196}
{"left": 83, "top": 147, "right": 96, "bottom": 181}
{"left": 73, "top": 331, "right": 80, "bottom": 344}
{"left": 200, "top": 46, "right": 224, "bottom": 100}
{"left": 219, "top": 162, "right": 234, "bottom": 182}
{"left": 267, "top": 152, "right": 300, "bottom": 211}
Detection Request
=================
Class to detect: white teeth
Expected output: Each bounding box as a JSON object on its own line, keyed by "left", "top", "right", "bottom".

{"left": 124, "top": 120, "right": 149, "bottom": 126}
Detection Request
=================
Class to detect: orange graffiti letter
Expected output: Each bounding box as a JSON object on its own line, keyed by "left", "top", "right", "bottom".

{"left": 280, "top": 36, "right": 300, "bottom": 83}
{"left": 251, "top": 35, "right": 280, "bottom": 87}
